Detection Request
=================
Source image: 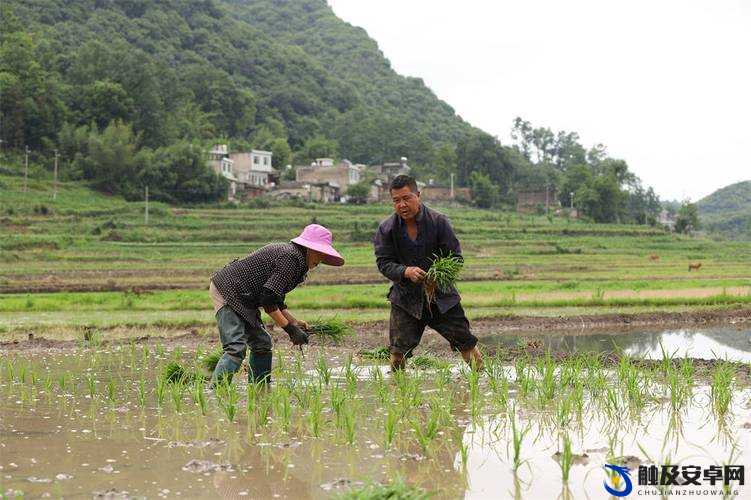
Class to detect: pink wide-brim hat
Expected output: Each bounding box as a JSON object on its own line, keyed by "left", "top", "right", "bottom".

{"left": 291, "top": 224, "right": 345, "bottom": 266}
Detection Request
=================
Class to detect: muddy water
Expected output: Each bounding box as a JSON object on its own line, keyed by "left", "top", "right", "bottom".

{"left": 462, "top": 391, "right": 751, "bottom": 499}
{"left": 481, "top": 325, "right": 751, "bottom": 362}
{"left": 1, "top": 346, "right": 750, "bottom": 499}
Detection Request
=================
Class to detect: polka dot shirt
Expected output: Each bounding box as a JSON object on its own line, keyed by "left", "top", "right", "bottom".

{"left": 211, "top": 242, "right": 308, "bottom": 325}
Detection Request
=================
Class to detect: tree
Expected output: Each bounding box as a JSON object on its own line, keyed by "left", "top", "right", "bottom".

{"left": 675, "top": 201, "right": 700, "bottom": 234}
{"left": 430, "top": 143, "right": 457, "bottom": 184}
{"left": 560, "top": 164, "right": 593, "bottom": 209}
{"left": 173, "top": 102, "right": 216, "bottom": 141}
{"left": 511, "top": 117, "right": 534, "bottom": 160}
{"left": 345, "top": 182, "right": 370, "bottom": 204}
{"left": 85, "top": 120, "right": 140, "bottom": 197}
{"left": 80, "top": 80, "right": 134, "bottom": 130}
{"left": 590, "top": 174, "right": 624, "bottom": 223}
{"left": 331, "top": 107, "right": 435, "bottom": 166}
{"left": 624, "top": 183, "right": 662, "bottom": 225}
{"left": 66, "top": 39, "right": 174, "bottom": 148}
{"left": 456, "top": 131, "right": 512, "bottom": 198}
{"left": 142, "top": 142, "right": 226, "bottom": 203}
{"left": 552, "top": 130, "right": 586, "bottom": 171}
{"left": 300, "top": 136, "right": 338, "bottom": 163}
{"left": 0, "top": 24, "right": 66, "bottom": 149}
{"left": 180, "top": 63, "right": 256, "bottom": 140}
{"left": 469, "top": 171, "right": 499, "bottom": 209}
{"left": 269, "top": 138, "right": 292, "bottom": 168}
{"left": 573, "top": 173, "right": 624, "bottom": 223}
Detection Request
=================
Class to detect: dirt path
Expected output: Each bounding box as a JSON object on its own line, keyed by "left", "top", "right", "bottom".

{"left": 3, "top": 306, "right": 749, "bottom": 353}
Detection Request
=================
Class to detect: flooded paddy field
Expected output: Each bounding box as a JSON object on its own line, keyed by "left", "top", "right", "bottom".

{"left": 2, "top": 327, "right": 751, "bottom": 499}
{"left": 481, "top": 324, "right": 751, "bottom": 363}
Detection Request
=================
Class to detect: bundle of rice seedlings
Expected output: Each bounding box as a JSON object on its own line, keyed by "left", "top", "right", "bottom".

{"left": 305, "top": 317, "right": 354, "bottom": 344}
{"left": 201, "top": 348, "right": 223, "bottom": 373}
{"left": 161, "top": 361, "right": 204, "bottom": 384}
{"left": 410, "top": 355, "right": 450, "bottom": 370}
{"left": 336, "top": 478, "right": 430, "bottom": 500}
{"left": 424, "top": 253, "right": 463, "bottom": 307}
{"left": 359, "top": 346, "right": 391, "bottom": 361}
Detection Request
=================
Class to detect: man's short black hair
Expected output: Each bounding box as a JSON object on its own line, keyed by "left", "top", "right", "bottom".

{"left": 390, "top": 174, "right": 418, "bottom": 193}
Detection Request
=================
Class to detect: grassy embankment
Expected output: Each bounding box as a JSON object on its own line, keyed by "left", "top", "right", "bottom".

{"left": 2, "top": 171, "right": 751, "bottom": 339}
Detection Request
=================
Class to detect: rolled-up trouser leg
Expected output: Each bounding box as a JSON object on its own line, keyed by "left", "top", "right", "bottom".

{"left": 426, "top": 303, "right": 478, "bottom": 353}
{"left": 388, "top": 304, "right": 426, "bottom": 359}
{"left": 247, "top": 310, "right": 274, "bottom": 384}
{"left": 212, "top": 306, "right": 248, "bottom": 385}
{"left": 211, "top": 355, "right": 241, "bottom": 386}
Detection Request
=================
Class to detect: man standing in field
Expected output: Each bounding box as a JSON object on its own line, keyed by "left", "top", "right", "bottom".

{"left": 373, "top": 174, "right": 483, "bottom": 371}
{"left": 209, "top": 224, "right": 344, "bottom": 385}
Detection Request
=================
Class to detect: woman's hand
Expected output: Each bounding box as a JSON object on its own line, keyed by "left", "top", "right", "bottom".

{"left": 282, "top": 309, "right": 309, "bottom": 330}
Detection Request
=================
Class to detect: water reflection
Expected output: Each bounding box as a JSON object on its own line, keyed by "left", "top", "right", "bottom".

{"left": 481, "top": 326, "right": 751, "bottom": 361}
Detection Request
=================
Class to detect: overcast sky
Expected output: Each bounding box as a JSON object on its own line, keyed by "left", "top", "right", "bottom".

{"left": 328, "top": 0, "right": 750, "bottom": 202}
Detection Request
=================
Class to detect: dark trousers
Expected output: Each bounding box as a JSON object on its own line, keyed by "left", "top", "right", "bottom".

{"left": 216, "top": 306, "right": 273, "bottom": 364}
{"left": 389, "top": 302, "right": 478, "bottom": 357}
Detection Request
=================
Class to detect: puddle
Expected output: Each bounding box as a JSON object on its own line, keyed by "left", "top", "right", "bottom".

{"left": 482, "top": 326, "right": 751, "bottom": 362}
{"left": 1, "top": 343, "right": 749, "bottom": 498}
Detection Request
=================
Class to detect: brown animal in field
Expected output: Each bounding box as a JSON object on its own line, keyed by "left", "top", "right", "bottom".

{"left": 526, "top": 340, "right": 544, "bottom": 350}
{"left": 649, "top": 254, "right": 660, "bottom": 261}
{"left": 688, "top": 262, "right": 702, "bottom": 271}
{"left": 493, "top": 268, "right": 503, "bottom": 279}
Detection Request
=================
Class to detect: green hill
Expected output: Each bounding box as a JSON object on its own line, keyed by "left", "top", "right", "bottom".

{"left": 1, "top": 0, "right": 662, "bottom": 221}
{"left": 697, "top": 180, "right": 751, "bottom": 239}
{"left": 226, "top": 1, "right": 473, "bottom": 149}
{"left": 1, "top": 0, "right": 472, "bottom": 164}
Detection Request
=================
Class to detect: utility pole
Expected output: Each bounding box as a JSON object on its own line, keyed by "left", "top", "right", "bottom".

{"left": 53, "top": 149, "right": 59, "bottom": 200}
{"left": 24, "top": 145, "right": 29, "bottom": 193}
{"left": 144, "top": 185, "right": 149, "bottom": 225}
{"left": 450, "top": 173, "right": 454, "bottom": 200}
{"left": 570, "top": 192, "right": 574, "bottom": 209}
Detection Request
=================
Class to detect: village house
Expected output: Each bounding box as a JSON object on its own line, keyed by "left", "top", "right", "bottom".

{"left": 369, "top": 157, "right": 411, "bottom": 202}
{"left": 658, "top": 209, "right": 676, "bottom": 230}
{"left": 229, "top": 150, "right": 278, "bottom": 188}
{"left": 208, "top": 144, "right": 238, "bottom": 199}
{"left": 271, "top": 181, "right": 339, "bottom": 203}
{"left": 421, "top": 182, "right": 471, "bottom": 203}
{"left": 208, "top": 145, "right": 275, "bottom": 200}
{"left": 295, "top": 159, "right": 364, "bottom": 196}
{"left": 516, "top": 188, "right": 560, "bottom": 214}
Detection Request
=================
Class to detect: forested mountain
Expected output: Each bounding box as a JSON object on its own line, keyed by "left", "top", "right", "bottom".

{"left": 0, "top": 0, "right": 471, "bottom": 163}
{"left": 1, "top": 0, "right": 662, "bottom": 223}
{"left": 225, "top": 0, "right": 472, "bottom": 163}
{"left": 697, "top": 181, "right": 751, "bottom": 239}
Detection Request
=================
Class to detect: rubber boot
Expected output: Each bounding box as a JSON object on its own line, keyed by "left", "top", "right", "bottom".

{"left": 210, "top": 354, "right": 241, "bottom": 387}
{"left": 249, "top": 352, "right": 273, "bottom": 384}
